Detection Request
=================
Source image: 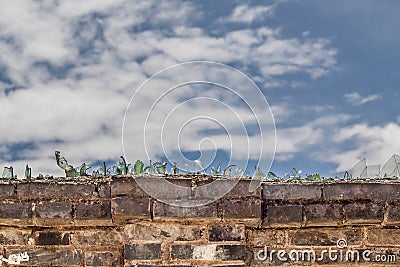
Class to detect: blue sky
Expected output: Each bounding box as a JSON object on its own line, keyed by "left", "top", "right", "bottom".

{"left": 0, "top": 0, "right": 399, "bottom": 178}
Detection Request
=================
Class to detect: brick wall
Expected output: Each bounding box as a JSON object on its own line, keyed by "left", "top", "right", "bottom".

{"left": 0, "top": 176, "right": 399, "bottom": 266}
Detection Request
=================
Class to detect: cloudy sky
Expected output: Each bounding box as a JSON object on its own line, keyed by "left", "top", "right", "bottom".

{"left": 1, "top": 0, "right": 399, "bottom": 178}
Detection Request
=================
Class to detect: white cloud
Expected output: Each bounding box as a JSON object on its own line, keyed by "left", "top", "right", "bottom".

{"left": 0, "top": 1, "right": 339, "bottom": 177}
{"left": 226, "top": 4, "right": 274, "bottom": 24}
{"left": 326, "top": 122, "right": 400, "bottom": 171}
{"left": 344, "top": 92, "right": 381, "bottom": 106}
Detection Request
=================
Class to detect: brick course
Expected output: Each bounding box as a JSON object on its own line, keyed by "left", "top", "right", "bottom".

{"left": 0, "top": 177, "right": 396, "bottom": 266}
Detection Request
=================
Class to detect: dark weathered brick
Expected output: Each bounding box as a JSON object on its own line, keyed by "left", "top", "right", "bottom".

{"left": 324, "top": 183, "right": 400, "bottom": 201}
{"left": 75, "top": 201, "right": 111, "bottom": 219}
{"left": 34, "top": 231, "right": 70, "bottom": 245}
{"left": 131, "top": 265, "right": 198, "bottom": 267}
{"left": 17, "top": 182, "right": 96, "bottom": 199}
{"left": 209, "top": 224, "right": 245, "bottom": 241}
{"left": 153, "top": 201, "right": 217, "bottom": 218}
{"left": 263, "top": 204, "right": 302, "bottom": 227}
{"left": 0, "top": 202, "right": 30, "bottom": 218}
{"left": 219, "top": 197, "right": 261, "bottom": 219}
{"left": 85, "top": 251, "right": 122, "bottom": 266}
{"left": 7, "top": 249, "right": 82, "bottom": 266}
{"left": 98, "top": 182, "right": 111, "bottom": 198}
{"left": 247, "top": 229, "right": 285, "bottom": 247}
{"left": 386, "top": 204, "right": 400, "bottom": 225}
{"left": 72, "top": 230, "right": 124, "bottom": 246}
{"left": 196, "top": 179, "right": 261, "bottom": 199}
{"left": 0, "top": 184, "right": 15, "bottom": 199}
{"left": 288, "top": 228, "right": 361, "bottom": 246}
{"left": 124, "top": 222, "right": 204, "bottom": 241}
{"left": 0, "top": 229, "right": 30, "bottom": 245}
{"left": 111, "top": 177, "right": 148, "bottom": 197}
{"left": 304, "top": 204, "right": 343, "bottom": 226}
{"left": 171, "top": 244, "right": 245, "bottom": 261}
{"left": 111, "top": 197, "right": 150, "bottom": 219}
{"left": 34, "top": 201, "right": 72, "bottom": 219}
{"left": 345, "top": 202, "right": 384, "bottom": 224}
{"left": 367, "top": 228, "right": 400, "bottom": 246}
{"left": 171, "top": 244, "right": 193, "bottom": 259}
{"left": 124, "top": 243, "right": 161, "bottom": 260}
{"left": 263, "top": 184, "right": 321, "bottom": 200}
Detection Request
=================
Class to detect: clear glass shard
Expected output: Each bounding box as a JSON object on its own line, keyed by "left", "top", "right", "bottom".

{"left": 380, "top": 154, "right": 400, "bottom": 177}
{"left": 359, "top": 166, "right": 368, "bottom": 178}
{"left": 349, "top": 158, "right": 367, "bottom": 178}
{"left": 235, "top": 167, "right": 244, "bottom": 176}
{"left": 171, "top": 162, "right": 179, "bottom": 175}
{"left": 254, "top": 166, "right": 265, "bottom": 178}
{"left": 366, "top": 164, "right": 381, "bottom": 178}
{"left": 210, "top": 163, "right": 222, "bottom": 175}
{"left": 194, "top": 160, "right": 205, "bottom": 174}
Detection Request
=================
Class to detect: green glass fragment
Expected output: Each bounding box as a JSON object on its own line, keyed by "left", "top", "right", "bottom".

{"left": 267, "top": 171, "right": 278, "bottom": 179}
{"left": 156, "top": 162, "right": 167, "bottom": 174}
{"left": 306, "top": 173, "right": 321, "bottom": 181}
{"left": 25, "top": 164, "right": 31, "bottom": 179}
{"left": 134, "top": 160, "right": 144, "bottom": 174}
{"left": 2, "top": 167, "right": 13, "bottom": 179}
{"left": 75, "top": 163, "right": 91, "bottom": 176}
